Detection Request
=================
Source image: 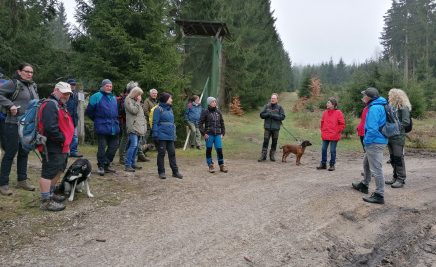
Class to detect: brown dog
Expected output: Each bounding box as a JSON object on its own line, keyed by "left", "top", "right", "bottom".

{"left": 280, "top": 140, "right": 312, "bottom": 165}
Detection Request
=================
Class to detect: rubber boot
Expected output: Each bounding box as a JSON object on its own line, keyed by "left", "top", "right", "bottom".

{"left": 269, "top": 149, "right": 276, "bottom": 162}
{"left": 258, "top": 148, "right": 267, "bottom": 162}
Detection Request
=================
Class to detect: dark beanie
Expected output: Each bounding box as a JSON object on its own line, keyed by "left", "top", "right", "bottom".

{"left": 159, "top": 92, "right": 171, "bottom": 103}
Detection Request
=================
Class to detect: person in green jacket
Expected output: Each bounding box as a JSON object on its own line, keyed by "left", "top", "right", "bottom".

{"left": 258, "top": 93, "right": 285, "bottom": 162}
{"left": 385, "top": 88, "right": 412, "bottom": 188}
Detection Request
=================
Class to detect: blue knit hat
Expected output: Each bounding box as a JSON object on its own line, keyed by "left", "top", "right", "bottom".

{"left": 101, "top": 79, "right": 112, "bottom": 87}
{"left": 67, "top": 79, "right": 76, "bottom": 85}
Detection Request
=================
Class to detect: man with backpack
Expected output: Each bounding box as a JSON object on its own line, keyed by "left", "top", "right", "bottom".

{"left": 352, "top": 87, "right": 388, "bottom": 204}
{"left": 0, "top": 63, "right": 38, "bottom": 196}
{"left": 38, "top": 82, "right": 74, "bottom": 211}
{"left": 86, "top": 79, "right": 120, "bottom": 176}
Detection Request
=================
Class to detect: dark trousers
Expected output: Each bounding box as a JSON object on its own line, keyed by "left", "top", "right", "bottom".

{"left": 97, "top": 134, "right": 119, "bottom": 168}
{"left": 388, "top": 142, "right": 406, "bottom": 182}
{"left": 262, "top": 129, "right": 279, "bottom": 151}
{"left": 0, "top": 123, "right": 29, "bottom": 186}
{"left": 157, "top": 140, "right": 178, "bottom": 175}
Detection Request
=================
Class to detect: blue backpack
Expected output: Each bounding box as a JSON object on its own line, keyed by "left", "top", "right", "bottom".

{"left": 18, "top": 99, "right": 57, "bottom": 154}
{"left": 380, "top": 104, "right": 401, "bottom": 138}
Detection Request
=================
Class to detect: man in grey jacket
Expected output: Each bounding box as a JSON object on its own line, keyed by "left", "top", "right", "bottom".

{"left": 0, "top": 63, "right": 38, "bottom": 195}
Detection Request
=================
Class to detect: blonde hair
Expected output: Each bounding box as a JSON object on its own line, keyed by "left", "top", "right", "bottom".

{"left": 388, "top": 88, "right": 412, "bottom": 111}
{"left": 128, "top": 87, "right": 143, "bottom": 99}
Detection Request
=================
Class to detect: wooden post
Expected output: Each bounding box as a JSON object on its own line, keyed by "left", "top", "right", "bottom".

{"left": 77, "top": 90, "right": 85, "bottom": 144}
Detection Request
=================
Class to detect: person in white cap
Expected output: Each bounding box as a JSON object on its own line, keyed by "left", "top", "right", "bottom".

{"left": 37, "top": 81, "right": 74, "bottom": 211}
{"left": 198, "top": 96, "right": 228, "bottom": 173}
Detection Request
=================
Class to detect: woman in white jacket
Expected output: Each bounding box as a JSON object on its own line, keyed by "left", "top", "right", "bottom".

{"left": 124, "top": 87, "right": 147, "bottom": 172}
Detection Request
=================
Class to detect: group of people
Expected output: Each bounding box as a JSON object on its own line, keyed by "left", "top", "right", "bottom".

{"left": 257, "top": 88, "right": 412, "bottom": 205}
{"left": 0, "top": 63, "right": 413, "bottom": 212}
{"left": 0, "top": 64, "right": 229, "bottom": 211}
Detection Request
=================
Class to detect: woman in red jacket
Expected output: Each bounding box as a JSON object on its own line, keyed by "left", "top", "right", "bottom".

{"left": 316, "top": 97, "right": 345, "bottom": 171}
{"left": 356, "top": 105, "right": 369, "bottom": 151}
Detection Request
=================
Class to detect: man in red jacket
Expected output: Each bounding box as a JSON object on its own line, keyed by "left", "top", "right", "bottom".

{"left": 38, "top": 82, "right": 74, "bottom": 211}
{"left": 316, "top": 97, "right": 345, "bottom": 171}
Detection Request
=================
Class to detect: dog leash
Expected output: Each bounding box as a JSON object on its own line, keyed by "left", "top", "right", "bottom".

{"left": 281, "top": 124, "right": 299, "bottom": 142}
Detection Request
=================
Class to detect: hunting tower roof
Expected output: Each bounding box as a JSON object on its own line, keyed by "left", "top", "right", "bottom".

{"left": 175, "top": 19, "right": 230, "bottom": 38}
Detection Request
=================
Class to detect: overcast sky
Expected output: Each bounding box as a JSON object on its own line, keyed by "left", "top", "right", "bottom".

{"left": 62, "top": 0, "right": 392, "bottom": 66}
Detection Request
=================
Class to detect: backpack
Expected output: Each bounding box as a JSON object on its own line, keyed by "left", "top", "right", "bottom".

{"left": 18, "top": 98, "right": 57, "bottom": 154}
{"left": 149, "top": 105, "right": 163, "bottom": 129}
{"left": 380, "top": 104, "right": 401, "bottom": 138}
{"left": 404, "top": 114, "right": 413, "bottom": 133}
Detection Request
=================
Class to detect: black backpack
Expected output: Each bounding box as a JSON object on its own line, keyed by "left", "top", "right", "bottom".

{"left": 404, "top": 114, "right": 413, "bottom": 133}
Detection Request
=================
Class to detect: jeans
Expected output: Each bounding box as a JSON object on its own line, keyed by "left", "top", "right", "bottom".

{"left": 0, "top": 123, "right": 29, "bottom": 186}
{"left": 157, "top": 140, "right": 178, "bottom": 175}
{"left": 97, "top": 134, "right": 119, "bottom": 168}
{"left": 205, "top": 134, "right": 224, "bottom": 166}
{"left": 262, "top": 129, "right": 279, "bottom": 151}
{"left": 70, "top": 127, "right": 79, "bottom": 154}
{"left": 187, "top": 121, "right": 201, "bottom": 147}
{"left": 125, "top": 133, "right": 139, "bottom": 167}
{"left": 388, "top": 142, "right": 406, "bottom": 182}
{"left": 321, "top": 140, "right": 338, "bottom": 166}
{"left": 362, "top": 144, "right": 386, "bottom": 196}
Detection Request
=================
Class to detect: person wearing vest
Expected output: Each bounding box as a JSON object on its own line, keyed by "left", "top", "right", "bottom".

{"left": 38, "top": 82, "right": 74, "bottom": 211}
{"left": 0, "top": 63, "right": 39, "bottom": 196}
{"left": 258, "top": 93, "right": 285, "bottom": 162}
{"left": 352, "top": 87, "right": 388, "bottom": 204}
{"left": 66, "top": 79, "right": 83, "bottom": 158}
{"left": 385, "top": 88, "right": 412, "bottom": 189}
{"left": 316, "top": 97, "right": 346, "bottom": 171}
{"left": 86, "top": 79, "right": 120, "bottom": 176}
{"left": 142, "top": 88, "right": 159, "bottom": 156}
{"left": 184, "top": 95, "right": 203, "bottom": 149}
{"left": 124, "top": 86, "right": 147, "bottom": 172}
{"left": 199, "top": 97, "right": 228, "bottom": 173}
{"left": 152, "top": 92, "right": 183, "bottom": 179}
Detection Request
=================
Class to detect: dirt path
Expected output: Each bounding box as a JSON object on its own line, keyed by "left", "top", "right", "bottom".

{"left": 1, "top": 150, "right": 436, "bottom": 266}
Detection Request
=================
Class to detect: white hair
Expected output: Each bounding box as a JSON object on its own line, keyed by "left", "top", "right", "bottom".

{"left": 149, "top": 88, "right": 158, "bottom": 94}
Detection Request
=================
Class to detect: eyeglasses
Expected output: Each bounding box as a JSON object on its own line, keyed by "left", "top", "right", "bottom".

{"left": 22, "top": 70, "right": 34, "bottom": 74}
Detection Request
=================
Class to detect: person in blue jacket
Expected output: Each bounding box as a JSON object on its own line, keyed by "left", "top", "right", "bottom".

{"left": 352, "top": 87, "right": 388, "bottom": 204}
{"left": 184, "top": 95, "right": 203, "bottom": 149}
{"left": 86, "top": 79, "right": 120, "bottom": 176}
{"left": 152, "top": 92, "right": 183, "bottom": 179}
{"left": 66, "top": 79, "right": 83, "bottom": 158}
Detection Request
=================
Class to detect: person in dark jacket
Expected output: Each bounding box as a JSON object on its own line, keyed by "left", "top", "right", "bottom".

{"left": 0, "top": 63, "right": 38, "bottom": 196}
{"left": 385, "top": 88, "right": 412, "bottom": 188}
{"left": 85, "top": 79, "right": 120, "bottom": 176}
{"left": 352, "top": 87, "right": 388, "bottom": 204}
{"left": 66, "top": 79, "right": 83, "bottom": 158}
{"left": 184, "top": 95, "right": 203, "bottom": 149}
{"left": 38, "top": 82, "right": 74, "bottom": 211}
{"left": 199, "top": 96, "right": 228, "bottom": 173}
{"left": 152, "top": 92, "right": 183, "bottom": 179}
{"left": 316, "top": 97, "right": 345, "bottom": 171}
{"left": 258, "top": 93, "right": 285, "bottom": 162}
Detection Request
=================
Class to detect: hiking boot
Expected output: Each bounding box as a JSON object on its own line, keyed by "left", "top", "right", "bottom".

{"left": 40, "top": 199, "right": 65, "bottom": 212}
{"left": 208, "top": 164, "right": 215, "bottom": 173}
{"left": 104, "top": 166, "right": 116, "bottom": 174}
{"left": 196, "top": 145, "right": 201, "bottom": 150}
{"left": 137, "top": 154, "right": 149, "bottom": 162}
{"left": 258, "top": 149, "right": 267, "bottom": 162}
{"left": 159, "top": 173, "right": 166, "bottom": 179}
{"left": 269, "top": 150, "right": 276, "bottom": 162}
{"left": 219, "top": 164, "right": 228, "bottom": 173}
{"left": 51, "top": 194, "right": 66, "bottom": 203}
{"left": 363, "top": 192, "right": 384, "bottom": 204}
{"left": 16, "top": 180, "right": 35, "bottom": 191}
{"left": 98, "top": 167, "right": 105, "bottom": 176}
{"left": 328, "top": 165, "right": 335, "bottom": 171}
{"left": 385, "top": 177, "right": 396, "bottom": 185}
{"left": 172, "top": 172, "right": 183, "bottom": 179}
{"left": 391, "top": 180, "right": 404, "bottom": 188}
{"left": 0, "top": 185, "right": 13, "bottom": 196}
{"left": 316, "top": 163, "right": 327, "bottom": 170}
{"left": 352, "top": 182, "right": 368, "bottom": 194}
{"left": 125, "top": 166, "right": 135, "bottom": 172}
{"left": 133, "top": 165, "right": 142, "bottom": 170}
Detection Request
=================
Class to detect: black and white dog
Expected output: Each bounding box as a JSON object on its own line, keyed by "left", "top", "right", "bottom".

{"left": 57, "top": 158, "right": 94, "bottom": 201}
